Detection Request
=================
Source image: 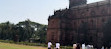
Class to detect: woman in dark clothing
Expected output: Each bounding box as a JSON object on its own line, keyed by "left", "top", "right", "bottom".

{"left": 76, "top": 44, "right": 80, "bottom": 49}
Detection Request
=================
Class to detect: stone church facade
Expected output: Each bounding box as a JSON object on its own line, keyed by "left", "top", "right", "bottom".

{"left": 47, "top": 0, "right": 111, "bottom": 48}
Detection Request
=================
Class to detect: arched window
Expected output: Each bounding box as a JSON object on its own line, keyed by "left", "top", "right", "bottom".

{"left": 81, "top": 20, "right": 84, "bottom": 23}
{"left": 90, "top": 11, "right": 96, "bottom": 17}
{"left": 102, "top": 18, "right": 105, "bottom": 22}
{"left": 51, "top": 32, "right": 55, "bottom": 40}
{"left": 101, "top": 8, "right": 107, "bottom": 15}
{"left": 90, "top": 20, "right": 94, "bottom": 23}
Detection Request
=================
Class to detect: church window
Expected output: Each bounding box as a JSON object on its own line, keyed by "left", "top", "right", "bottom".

{"left": 81, "top": 20, "right": 84, "bottom": 23}
{"left": 90, "top": 11, "right": 96, "bottom": 17}
{"left": 90, "top": 36, "right": 93, "bottom": 42}
{"left": 74, "top": 22, "right": 76, "bottom": 25}
{"left": 90, "top": 20, "right": 94, "bottom": 23}
{"left": 102, "top": 18, "right": 105, "bottom": 22}
{"left": 80, "top": 11, "right": 85, "bottom": 17}
{"left": 101, "top": 9, "right": 107, "bottom": 15}
{"left": 51, "top": 32, "right": 55, "bottom": 40}
{"left": 86, "top": 8, "right": 89, "bottom": 11}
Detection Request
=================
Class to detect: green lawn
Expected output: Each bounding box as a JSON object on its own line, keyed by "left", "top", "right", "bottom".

{"left": 0, "top": 42, "right": 47, "bottom": 49}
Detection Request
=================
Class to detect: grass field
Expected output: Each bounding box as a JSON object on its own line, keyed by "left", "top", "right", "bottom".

{"left": 0, "top": 42, "right": 47, "bottom": 49}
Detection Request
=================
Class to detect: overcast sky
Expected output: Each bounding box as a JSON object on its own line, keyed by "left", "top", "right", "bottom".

{"left": 0, "top": 0, "right": 103, "bottom": 25}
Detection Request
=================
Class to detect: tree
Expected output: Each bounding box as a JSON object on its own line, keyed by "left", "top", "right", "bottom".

{"left": 35, "top": 25, "right": 47, "bottom": 43}
{"left": 16, "top": 19, "right": 47, "bottom": 43}
{"left": 0, "top": 19, "right": 47, "bottom": 43}
{"left": 0, "top": 21, "right": 15, "bottom": 40}
{"left": 16, "top": 19, "right": 35, "bottom": 41}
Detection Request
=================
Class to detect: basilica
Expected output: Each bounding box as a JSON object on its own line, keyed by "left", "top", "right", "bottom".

{"left": 47, "top": 0, "right": 111, "bottom": 48}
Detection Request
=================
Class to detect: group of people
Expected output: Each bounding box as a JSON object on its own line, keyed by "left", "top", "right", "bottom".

{"left": 73, "top": 43, "right": 81, "bottom": 49}
{"left": 48, "top": 42, "right": 95, "bottom": 49}
{"left": 48, "top": 41, "right": 60, "bottom": 49}
{"left": 73, "top": 43, "right": 94, "bottom": 49}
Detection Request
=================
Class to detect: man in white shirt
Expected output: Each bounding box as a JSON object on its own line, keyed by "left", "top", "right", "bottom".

{"left": 56, "top": 42, "right": 60, "bottom": 49}
{"left": 82, "top": 44, "right": 85, "bottom": 49}
{"left": 73, "top": 44, "right": 77, "bottom": 49}
{"left": 48, "top": 41, "right": 52, "bottom": 49}
{"left": 101, "top": 46, "right": 104, "bottom": 49}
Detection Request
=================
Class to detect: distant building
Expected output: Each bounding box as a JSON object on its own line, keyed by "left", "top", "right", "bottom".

{"left": 47, "top": 0, "right": 111, "bottom": 48}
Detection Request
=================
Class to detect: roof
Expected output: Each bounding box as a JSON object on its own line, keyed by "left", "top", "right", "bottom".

{"left": 71, "top": 0, "right": 110, "bottom": 9}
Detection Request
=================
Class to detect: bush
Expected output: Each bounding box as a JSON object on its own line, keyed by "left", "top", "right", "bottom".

{"left": 0, "top": 40, "right": 14, "bottom": 43}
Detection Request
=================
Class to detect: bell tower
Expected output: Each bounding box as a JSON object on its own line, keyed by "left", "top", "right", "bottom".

{"left": 69, "top": 0, "right": 87, "bottom": 8}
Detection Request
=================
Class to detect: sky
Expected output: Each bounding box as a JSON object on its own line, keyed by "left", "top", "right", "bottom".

{"left": 0, "top": 0, "right": 103, "bottom": 25}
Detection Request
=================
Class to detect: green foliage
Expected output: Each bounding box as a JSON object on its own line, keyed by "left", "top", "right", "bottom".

{"left": 0, "top": 40, "right": 14, "bottom": 43}
{"left": 0, "top": 19, "right": 47, "bottom": 43}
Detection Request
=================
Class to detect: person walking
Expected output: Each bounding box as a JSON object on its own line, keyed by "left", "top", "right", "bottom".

{"left": 76, "top": 43, "right": 80, "bottom": 49}
{"left": 82, "top": 44, "right": 85, "bottom": 49}
{"left": 48, "top": 41, "right": 52, "bottom": 49}
{"left": 73, "top": 44, "right": 77, "bottom": 49}
{"left": 56, "top": 42, "right": 60, "bottom": 49}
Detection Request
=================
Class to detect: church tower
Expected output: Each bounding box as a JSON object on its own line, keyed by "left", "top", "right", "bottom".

{"left": 69, "top": 0, "right": 87, "bottom": 8}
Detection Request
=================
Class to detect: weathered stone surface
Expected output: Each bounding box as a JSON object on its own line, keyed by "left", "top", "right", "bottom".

{"left": 47, "top": 0, "right": 111, "bottom": 48}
